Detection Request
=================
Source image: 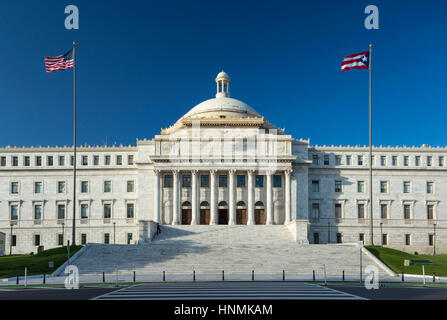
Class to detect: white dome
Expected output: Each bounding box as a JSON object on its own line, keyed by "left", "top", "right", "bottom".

{"left": 181, "top": 97, "right": 261, "bottom": 120}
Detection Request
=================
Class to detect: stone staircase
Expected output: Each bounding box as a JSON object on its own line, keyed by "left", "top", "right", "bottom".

{"left": 70, "top": 225, "right": 390, "bottom": 277}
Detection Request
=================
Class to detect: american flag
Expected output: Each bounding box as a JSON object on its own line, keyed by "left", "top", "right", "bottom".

{"left": 44, "top": 49, "right": 74, "bottom": 73}
{"left": 341, "top": 50, "right": 369, "bottom": 72}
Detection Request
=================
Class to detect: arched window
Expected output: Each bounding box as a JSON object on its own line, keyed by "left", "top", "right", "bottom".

{"left": 200, "top": 201, "right": 209, "bottom": 207}
{"left": 255, "top": 201, "right": 264, "bottom": 207}
{"left": 218, "top": 201, "right": 228, "bottom": 207}
{"left": 182, "top": 201, "right": 191, "bottom": 207}
{"left": 236, "top": 201, "right": 246, "bottom": 207}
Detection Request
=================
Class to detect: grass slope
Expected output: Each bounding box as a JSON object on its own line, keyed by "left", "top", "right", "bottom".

{"left": 0, "top": 246, "right": 82, "bottom": 279}
{"left": 366, "top": 246, "right": 447, "bottom": 277}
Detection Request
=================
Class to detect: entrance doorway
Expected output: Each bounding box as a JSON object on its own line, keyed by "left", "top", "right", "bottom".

{"left": 181, "top": 201, "right": 192, "bottom": 225}
{"left": 218, "top": 209, "right": 228, "bottom": 224}
{"left": 236, "top": 201, "right": 247, "bottom": 225}
{"left": 200, "top": 201, "right": 210, "bottom": 225}
{"left": 255, "top": 201, "right": 265, "bottom": 225}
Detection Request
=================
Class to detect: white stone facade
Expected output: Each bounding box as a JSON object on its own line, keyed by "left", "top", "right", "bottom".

{"left": 1, "top": 72, "right": 445, "bottom": 255}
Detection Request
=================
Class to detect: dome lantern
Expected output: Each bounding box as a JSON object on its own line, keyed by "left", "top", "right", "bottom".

{"left": 215, "top": 71, "right": 230, "bottom": 98}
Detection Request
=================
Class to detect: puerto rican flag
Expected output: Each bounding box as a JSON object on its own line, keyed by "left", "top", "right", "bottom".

{"left": 341, "top": 51, "right": 369, "bottom": 72}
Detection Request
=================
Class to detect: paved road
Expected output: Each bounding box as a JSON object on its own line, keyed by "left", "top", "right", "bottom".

{"left": 92, "top": 282, "right": 364, "bottom": 300}
{"left": 0, "top": 287, "right": 117, "bottom": 300}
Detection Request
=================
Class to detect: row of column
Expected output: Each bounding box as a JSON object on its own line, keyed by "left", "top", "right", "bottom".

{"left": 153, "top": 169, "right": 292, "bottom": 225}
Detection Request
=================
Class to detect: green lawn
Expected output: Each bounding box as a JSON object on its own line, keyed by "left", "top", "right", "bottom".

{"left": 366, "top": 246, "right": 447, "bottom": 277}
{"left": 0, "top": 245, "right": 83, "bottom": 279}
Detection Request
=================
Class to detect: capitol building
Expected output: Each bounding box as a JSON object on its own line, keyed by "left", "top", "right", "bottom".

{"left": 0, "top": 72, "right": 446, "bottom": 255}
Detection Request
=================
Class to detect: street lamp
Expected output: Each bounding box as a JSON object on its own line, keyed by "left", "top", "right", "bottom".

{"left": 380, "top": 222, "right": 383, "bottom": 246}
{"left": 433, "top": 223, "right": 437, "bottom": 256}
{"left": 9, "top": 223, "right": 13, "bottom": 256}
{"left": 113, "top": 222, "right": 116, "bottom": 244}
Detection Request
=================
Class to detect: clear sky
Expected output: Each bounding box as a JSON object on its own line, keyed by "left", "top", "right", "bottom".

{"left": 0, "top": 0, "right": 446, "bottom": 148}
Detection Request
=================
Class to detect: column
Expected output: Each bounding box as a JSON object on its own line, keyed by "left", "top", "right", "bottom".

{"left": 210, "top": 170, "right": 217, "bottom": 225}
{"left": 228, "top": 169, "right": 236, "bottom": 225}
{"left": 191, "top": 170, "right": 198, "bottom": 225}
{"left": 247, "top": 170, "right": 255, "bottom": 225}
{"left": 266, "top": 171, "right": 273, "bottom": 225}
{"left": 153, "top": 169, "right": 160, "bottom": 223}
{"left": 284, "top": 169, "right": 292, "bottom": 224}
{"left": 172, "top": 170, "right": 179, "bottom": 225}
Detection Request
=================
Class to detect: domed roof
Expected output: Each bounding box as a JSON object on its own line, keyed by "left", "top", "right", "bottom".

{"left": 181, "top": 96, "right": 261, "bottom": 120}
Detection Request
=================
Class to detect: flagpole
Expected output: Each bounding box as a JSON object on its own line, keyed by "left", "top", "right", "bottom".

{"left": 72, "top": 41, "right": 77, "bottom": 246}
{"left": 369, "top": 43, "right": 374, "bottom": 246}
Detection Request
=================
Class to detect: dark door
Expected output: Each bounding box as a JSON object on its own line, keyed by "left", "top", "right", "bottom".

{"left": 181, "top": 209, "right": 192, "bottom": 225}
{"left": 218, "top": 209, "right": 228, "bottom": 225}
{"left": 200, "top": 209, "right": 210, "bottom": 225}
{"left": 236, "top": 209, "right": 247, "bottom": 225}
{"left": 255, "top": 209, "right": 265, "bottom": 225}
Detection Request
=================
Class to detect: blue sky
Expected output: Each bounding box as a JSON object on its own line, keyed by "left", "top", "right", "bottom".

{"left": 0, "top": 0, "right": 445, "bottom": 148}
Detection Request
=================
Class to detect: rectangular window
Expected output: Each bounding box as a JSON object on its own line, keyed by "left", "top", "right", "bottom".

{"left": 34, "top": 204, "right": 42, "bottom": 220}
{"left": 81, "top": 181, "right": 89, "bottom": 193}
{"left": 380, "top": 181, "right": 388, "bottom": 193}
{"left": 103, "top": 203, "right": 111, "bottom": 219}
{"left": 255, "top": 175, "right": 264, "bottom": 188}
{"left": 164, "top": 175, "right": 173, "bottom": 188}
{"left": 273, "top": 175, "right": 282, "bottom": 188}
{"left": 237, "top": 175, "right": 246, "bottom": 188}
{"left": 403, "top": 181, "right": 411, "bottom": 193}
{"left": 323, "top": 155, "right": 329, "bottom": 165}
{"left": 12, "top": 235, "right": 17, "bottom": 246}
{"left": 105, "top": 155, "right": 111, "bottom": 165}
{"left": 334, "top": 180, "right": 342, "bottom": 193}
{"left": 427, "top": 205, "right": 434, "bottom": 220}
{"left": 427, "top": 182, "right": 434, "bottom": 194}
{"left": 405, "top": 234, "right": 411, "bottom": 246}
{"left": 346, "top": 155, "right": 352, "bottom": 165}
{"left": 127, "top": 180, "right": 135, "bottom": 192}
{"left": 429, "top": 234, "right": 434, "bottom": 246}
{"left": 93, "top": 155, "right": 99, "bottom": 165}
{"left": 70, "top": 156, "right": 74, "bottom": 166}
{"left": 127, "top": 233, "right": 133, "bottom": 244}
{"left": 116, "top": 155, "right": 122, "bottom": 165}
{"left": 380, "top": 156, "right": 386, "bottom": 166}
{"left": 201, "top": 175, "right": 209, "bottom": 188}
{"left": 313, "top": 233, "right": 319, "bottom": 244}
{"left": 427, "top": 156, "right": 432, "bottom": 166}
{"left": 311, "top": 203, "right": 320, "bottom": 219}
{"left": 12, "top": 156, "right": 18, "bottom": 167}
{"left": 104, "top": 181, "right": 112, "bottom": 193}
{"left": 0, "top": 156, "right": 6, "bottom": 166}
{"left": 104, "top": 233, "right": 110, "bottom": 244}
{"left": 127, "top": 203, "right": 134, "bottom": 218}
{"left": 182, "top": 175, "right": 191, "bottom": 187}
{"left": 34, "top": 181, "right": 43, "bottom": 194}
{"left": 357, "top": 155, "right": 363, "bottom": 165}
{"left": 82, "top": 155, "right": 88, "bottom": 166}
{"left": 11, "top": 182, "right": 19, "bottom": 194}
{"left": 58, "top": 181, "right": 66, "bottom": 193}
{"left": 336, "top": 233, "right": 342, "bottom": 244}
{"left": 81, "top": 204, "right": 88, "bottom": 219}
{"left": 219, "top": 175, "right": 228, "bottom": 188}
{"left": 357, "top": 181, "right": 365, "bottom": 193}
{"left": 128, "top": 155, "right": 134, "bottom": 165}
{"left": 81, "top": 234, "right": 87, "bottom": 245}
{"left": 380, "top": 204, "right": 388, "bottom": 219}
{"left": 359, "top": 233, "right": 364, "bottom": 244}
{"left": 335, "top": 203, "right": 342, "bottom": 219}
{"left": 382, "top": 234, "right": 388, "bottom": 245}
{"left": 392, "top": 156, "right": 397, "bottom": 166}
{"left": 404, "top": 156, "right": 409, "bottom": 166}
{"left": 311, "top": 180, "right": 319, "bottom": 193}
{"left": 10, "top": 205, "right": 19, "bottom": 220}
{"left": 439, "top": 156, "right": 444, "bottom": 167}
{"left": 57, "top": 204, "right": 65, "bottom": 220}
{"left": 371, "top": 155, "right": 375, "bottom": 166}
{"left": 312, "top": 154, "right": 319, "bottom": 165}
{"left": 36, "top": 156, "right": 42, "bottom": 166}
{"left": 47, "top": 156, "right": 53, "bottom": 166}
{"left": 404, "top": 204, "right": 411, "bottom": 220}
{"left": 358, "top": 204, "right": 365, "bottom": 219}
{"left": 58, "top": 234, "right": 64, "bottom": 246}
{"left": 335, "top": 155, "right": 342, "bottom": 165}
{"left": 24, "top": 156, "right": 30, "bottom": 167}
{"left": 59, "top": 156, "right": 65, "bottom": 166}
{"left": 34, "top": 234, "right": 40, "bottom": 246}
{"left": 415, "top": 156, "right": 421, "bottom": 166}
